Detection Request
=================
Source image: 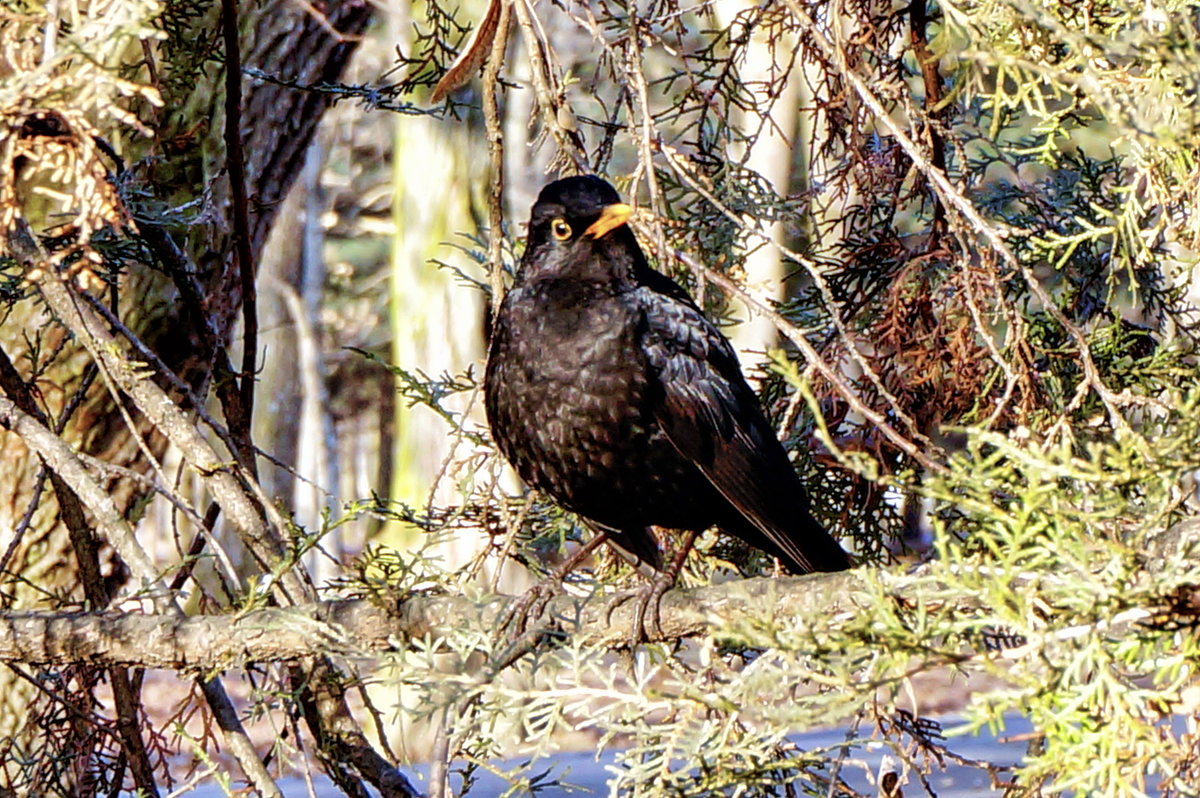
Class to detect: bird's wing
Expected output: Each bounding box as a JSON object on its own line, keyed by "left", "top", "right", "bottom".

{"left": 637, "top": 288, "right": 845, "bottom": 573}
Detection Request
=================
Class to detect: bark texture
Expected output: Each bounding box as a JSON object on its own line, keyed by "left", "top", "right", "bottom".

{"left": 0, "top": 571, "right": 864, "bottom": 668}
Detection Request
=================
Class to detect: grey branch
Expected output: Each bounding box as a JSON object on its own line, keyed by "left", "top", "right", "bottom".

{"left": 0, "top": 571, "right": 866, "bottom": 669}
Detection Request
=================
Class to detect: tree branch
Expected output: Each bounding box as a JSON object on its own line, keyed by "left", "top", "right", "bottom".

{"left": 783, "top": 0, "right": 1138, "bottom": 439}
{"left": 5, "top": 549, "right": 1186, "bottom": 672}
{"left": 219, "top": 0, "right": 261, "bottom": 479}
{"left": 0, "top": 571, "right": 865, "bottom": 668}
{"left": 31, "top": 268, "right": 311, "bottom": 604}
{"left": 26, "top": 262, "right": 414, "bottom": 797}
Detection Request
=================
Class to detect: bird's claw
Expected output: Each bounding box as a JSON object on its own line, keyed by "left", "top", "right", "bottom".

{"left": 499, "top": 581, "right": 561, "bottom": 638}
{"left": 604, "top": 574, "right": 674, "bottom": 645}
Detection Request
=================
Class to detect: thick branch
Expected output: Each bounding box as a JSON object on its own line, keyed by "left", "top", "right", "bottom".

{"left": 0, "top": 571, "right": 864, "bottom": 668}
{"left": 0, "top": 347, "right": 160, "bottom": 796}
{"left": 29, "top": 266, "right": 412, "bottom": 797}
{"left": 32, "top": 270, "right": 313, "bottom": 605}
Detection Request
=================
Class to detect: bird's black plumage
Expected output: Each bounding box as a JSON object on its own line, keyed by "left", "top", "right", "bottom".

{"left": 485, "top": 175, "right": 850, "bottom": 580}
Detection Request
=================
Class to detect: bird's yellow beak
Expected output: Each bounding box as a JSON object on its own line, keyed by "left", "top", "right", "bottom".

{"left": 584, "top": 203, "right": 634, "bottom": 239}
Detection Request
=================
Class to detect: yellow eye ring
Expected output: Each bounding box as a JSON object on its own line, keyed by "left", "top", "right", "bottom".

{"left": 551, "top": 218, "right": 573, "bottom": 241}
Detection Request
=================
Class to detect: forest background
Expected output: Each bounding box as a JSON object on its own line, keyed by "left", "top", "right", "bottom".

{"left": 1, "top": 0, "right": 1199, "bottom": 796}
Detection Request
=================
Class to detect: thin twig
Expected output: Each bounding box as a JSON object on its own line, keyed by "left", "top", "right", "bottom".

{"left": 483, "top": 0, "right": 512, "bottom": 321}
{"left": 220, "top": 0, "right": 260, "bottom": 479}
{"left": 908, "top": 0, "right": 947, "bottom": 233}
{"left": 783, "top": 0, "right": 1138, "bottom": 442}
{"left": 667, "top": 245, "right": 946, "bottom": 476}
{"left": 510, "top": 0, "right": 588, "bottom": 172}
{"left": 621, "top": 8, "right": 668, "bottom": 257}
{"left": 0, "top": 342, "right": 162, "bottom": 795}
{"left": 657, "top": 144, "right": 935, "bottom": 449}
{"left": 81, "top": 292, "right": 327, "bottom": 498}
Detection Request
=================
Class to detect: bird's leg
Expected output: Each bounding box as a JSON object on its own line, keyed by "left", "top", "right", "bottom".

{"left": 636, "top": 528, "right": 698, "bottom": 643}
{"left": 499, "top": 531, "right": 608, "bottom": 636}
{"left": 608, "top": 529, "right": 699, "bottom": 644}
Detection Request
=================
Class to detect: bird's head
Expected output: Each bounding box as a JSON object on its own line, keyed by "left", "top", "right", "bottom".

{"left": 518, "top": 175, "right": 644, "bottom": 284}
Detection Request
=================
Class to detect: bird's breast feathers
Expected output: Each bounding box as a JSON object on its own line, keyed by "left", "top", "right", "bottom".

{"left": 487, "top": 283, "right": 660, "bottom": 489}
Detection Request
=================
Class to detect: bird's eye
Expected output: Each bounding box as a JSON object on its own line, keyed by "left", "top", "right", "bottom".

{"left": 550, "top": 219, "right": 573, "bottom": 241}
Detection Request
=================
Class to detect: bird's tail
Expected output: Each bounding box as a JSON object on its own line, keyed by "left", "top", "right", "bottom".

{"left": 726, "top": 509, "right": 851, "bottom": 575}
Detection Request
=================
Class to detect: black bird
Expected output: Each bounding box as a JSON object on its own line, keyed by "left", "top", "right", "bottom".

{"left": 485, "top": 176, "right": 850, "bottom": 634}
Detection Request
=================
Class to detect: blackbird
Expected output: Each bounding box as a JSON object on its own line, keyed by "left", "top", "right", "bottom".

{"left": 485, "top": 175, "right": 850, "bottom": 633}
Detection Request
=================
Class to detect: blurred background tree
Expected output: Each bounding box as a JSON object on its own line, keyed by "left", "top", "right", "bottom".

{"left": 2, "top": 0, "right": 1200, "bottom": 795}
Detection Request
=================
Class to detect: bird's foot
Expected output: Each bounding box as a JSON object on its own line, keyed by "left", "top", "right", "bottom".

{"left": 605, "top": 529, "right": 695, "bottom": 644}
{"left": 498, "top": 581, "right": 562, "bottom": 638}
{"left": 604, "top": 572, "right": 676, "bottom": 645}
{"left": 492, "top": 581, "right": 572, "bottom": 671}
{"left": 497, "top": 533, "right": 609, "bottom": 641}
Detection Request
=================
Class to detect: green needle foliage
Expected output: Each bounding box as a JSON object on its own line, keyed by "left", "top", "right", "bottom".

{"left": 4, "top": 0, "right": 1200, "bottom": 794}
{"left": 362, "top": 0, "right": 1200, "bottom": 795}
